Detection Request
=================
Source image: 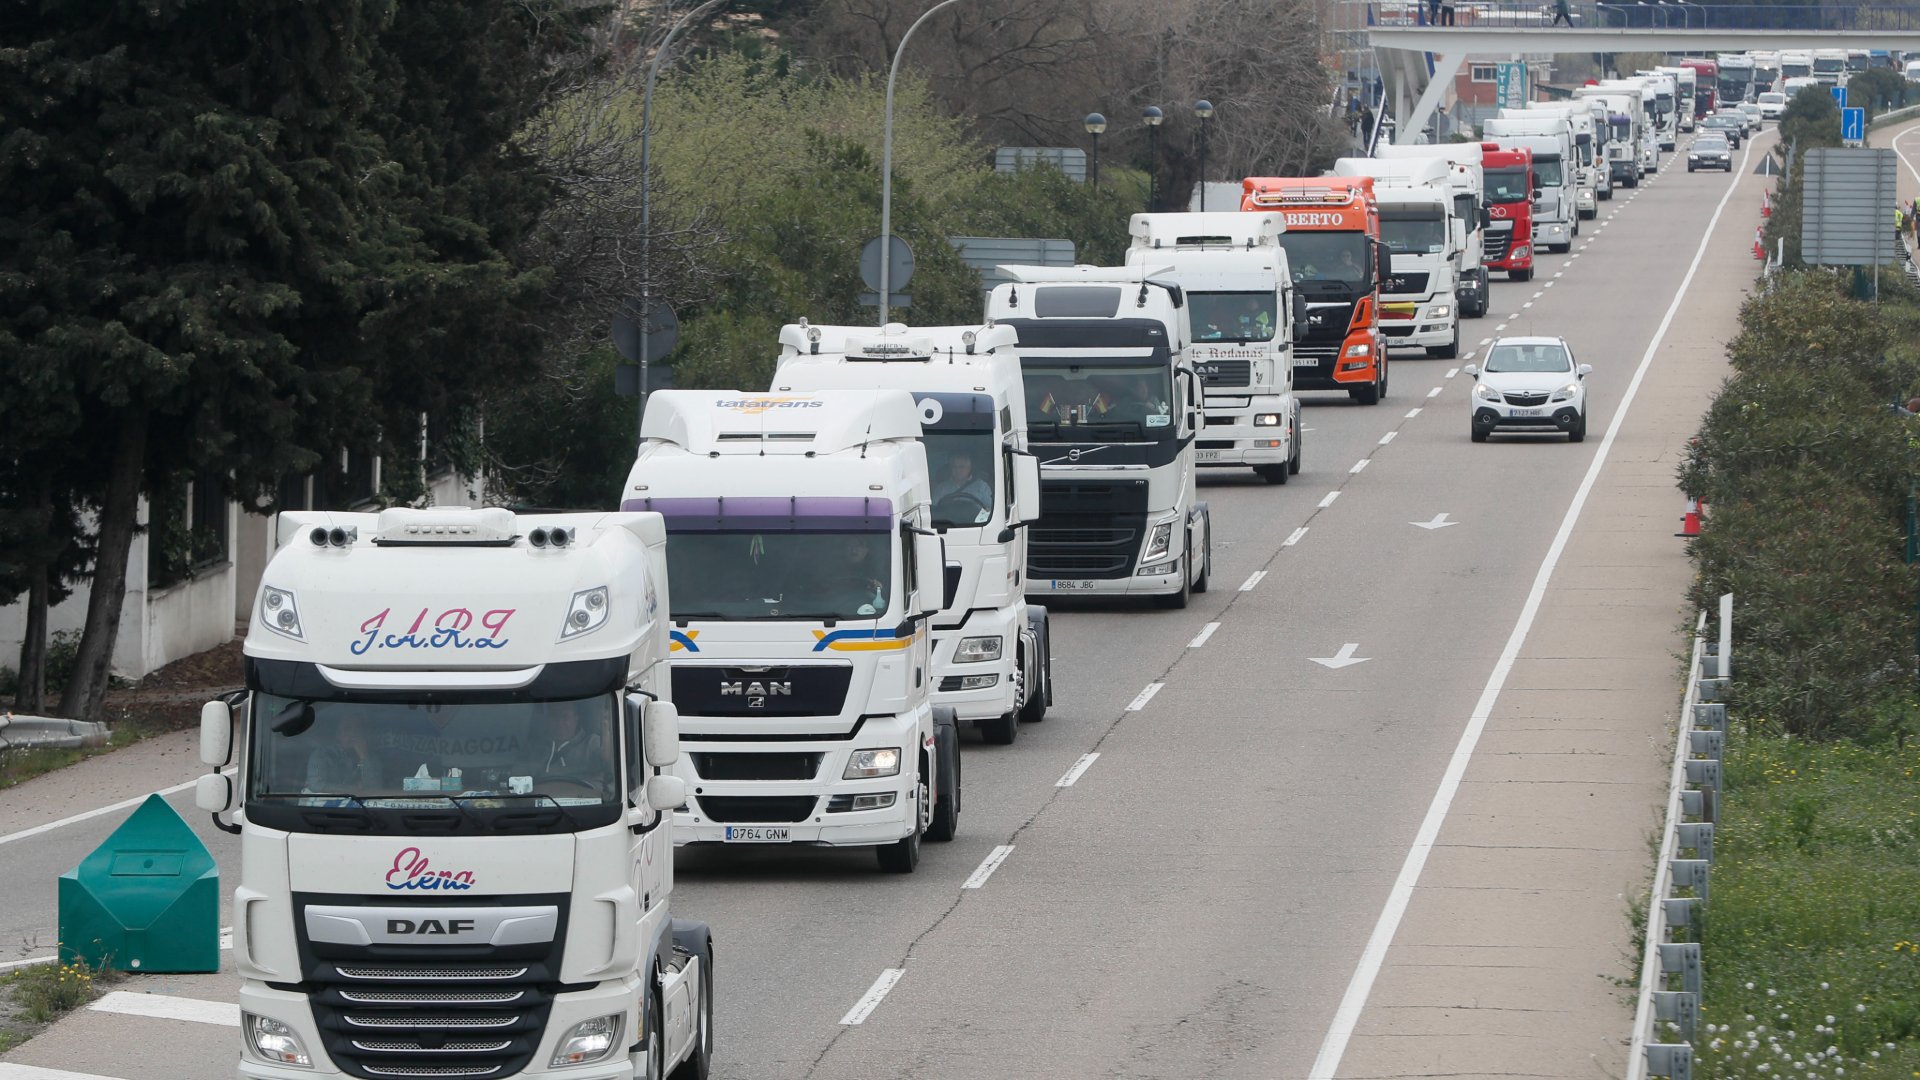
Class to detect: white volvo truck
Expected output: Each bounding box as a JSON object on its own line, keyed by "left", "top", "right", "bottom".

{"left": 1124, "top": 211, "right": 1303, "bottom": 483}
{"left": 622, "top": 389, "right": 958, "bottom": 872}
{"left": 769, "top": 321, "right": 1053, "bottom": 745}
{"left": 1511, "top": 103, "right": 1603, "bottom": 216}
{"left": 988, "top": 264, "right": 1213, "bottom": 609}
{"left": 1376, "top": 141, "right": 1493, "bottom": 317}
{"left": 1330, "top": 157, "right": 1463, "bottom": 358}
{"left": 194, "top": 505, "right": 713, "bottom": 1080}
{"left": 1482, "top": 118, "right": 1579, "bottom": 254}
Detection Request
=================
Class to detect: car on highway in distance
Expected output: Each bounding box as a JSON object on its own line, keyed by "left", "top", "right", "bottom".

{"left": 1758, "top": 91, "right": 1788, "bottom": 119}
{"left": 1737, "top": 100, "right": 1764, "bottom": 127}
{"left": 1464, "top": 336, "right": 1592, "bottom": 443}
{"left": 1714, "top": 107, "right": 1753, "bottom": 136}
{"left": 1688, "top": 133, "right": 1734, "bottom": 171}
{"left": 1698, "top": 114, "right": 1743, "bottom": 147}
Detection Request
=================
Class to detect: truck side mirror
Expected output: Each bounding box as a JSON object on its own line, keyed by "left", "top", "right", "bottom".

{"left": 914, "top": 532, "right": 945, "bottom": 617}
{"left": 200, "top": 700, "right": 232, "bottom": 767}
{"left": 642, "top": 700, "right": 680, "bottom": 767}
{"left": 1531, "top": 188, "right": 1544, "bottom": 201}
{"left": 1291, "top": 289, "right": 1309, "bottom": 332}
{"left": 1012, "top": 454, "right": 1041, "bottom": 524}
{"left": 195, "top": 772, "right": 232, "bottom": 813}
{"left": 1377, "top": 245, "right": 1394, "bottom": 281}
{"left": 645, "top": 773, "right": 687, "bottom": 812}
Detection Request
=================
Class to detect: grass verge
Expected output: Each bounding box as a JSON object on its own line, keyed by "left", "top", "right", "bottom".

{"left": 0, "top": 722, "right": 152, "bottom": 792}
{"left": 0, "top": 955, "right": 123, "bottom": 1054}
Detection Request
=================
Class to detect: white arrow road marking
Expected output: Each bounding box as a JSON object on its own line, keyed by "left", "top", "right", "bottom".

{"left": 1127, "top": 682, "right": 1164, "bottom": 711}
{"left": 1411, "top": 513, "right": 1458, "bottom": 530}
{"left": 963, "top": 845, "right": 1016, "bottom": 889}
{"left": 1056, "top": 752, "right": 1100, "bottom": 786}
{"left": 841, "top": 969, "right": 906, "bottom": 1025}
{"left": 1309, "top": 643, "right": 1371, "bottom": 670}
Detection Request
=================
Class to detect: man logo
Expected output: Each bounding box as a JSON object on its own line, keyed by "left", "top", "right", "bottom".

{"left": 720, "top": 679, "right": 792, "bottom": 708}
{"left": 387, "top": 918, "right": 477, "bottom": 936}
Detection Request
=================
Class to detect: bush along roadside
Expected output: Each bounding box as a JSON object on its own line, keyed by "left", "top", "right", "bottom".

{"left": 1679, "top": 270, "right": 1920, "bottom": 1075}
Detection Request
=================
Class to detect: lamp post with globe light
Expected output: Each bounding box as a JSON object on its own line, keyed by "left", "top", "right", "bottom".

{"left": 1193, "top": 99, "right": 1215, "bottom": 210}
{"left": 1084, "top": 112, "right": 1107, "bottom": 189}
{"left": 1143, "top": 105, "right": 1164, "bottom": 210}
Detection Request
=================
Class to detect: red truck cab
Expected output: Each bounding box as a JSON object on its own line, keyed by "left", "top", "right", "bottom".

{"left": 1479, "top": 142, "right": 1536, "bottom": 283}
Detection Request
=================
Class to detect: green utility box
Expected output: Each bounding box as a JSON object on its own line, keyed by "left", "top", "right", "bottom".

{"left": 58, "top": 793, "right": 220, "bottom": 972}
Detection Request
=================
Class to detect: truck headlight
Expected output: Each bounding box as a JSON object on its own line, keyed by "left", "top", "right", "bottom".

{"left": 561, "top": 586, "right": 610, "bottom": 639}
{"left": 955, "top": 635, "right": 1003, "bottom": 663}
{"left": 261, "top": 587, "right": 303, "bottom": 641}
{"left": 1475, "top": 383, "right": 1503, "bottom": 402}
{"left": 551, "top": 1014, "right": 622, "bottom": 1067}
{"left": 1428, "top": 305, "right": 1452, "bottom": 319}
{"left": 845, "top": 748, "right": 902, "bottom": 779}
{"left": 1512, "top": 245, "right": 1532, "bottom": 260}
{"left": 1344, "top": 343, "right": 1372, "bottom": 358}
{"left": 1141, "top": 520, "right": 1175, "bottom": 562}
{"left": 1253, "top": 413, "right": 1282, "bottom": 426}
{"left": 245, "top": 1014, "right": 311, "bottom": 1067}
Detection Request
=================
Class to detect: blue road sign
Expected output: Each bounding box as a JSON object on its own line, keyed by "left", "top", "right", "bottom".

{"left": 1832, "top": 85, "right": 1848, "bottom": 109}
{"left": 1842, "top": 107, "right": 1866, "bottom": 142}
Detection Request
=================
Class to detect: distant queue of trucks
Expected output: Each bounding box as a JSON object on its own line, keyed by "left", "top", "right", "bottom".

{"left": 1708, "top": 48, "right": 1913, "bottom": 107}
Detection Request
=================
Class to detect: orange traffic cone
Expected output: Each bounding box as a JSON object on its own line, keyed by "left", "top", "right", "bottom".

{"left": 1677, "top": 497, "right": 1703, "bottom": 538}
{"left": 1753, "top": 227, "right": 1765, "bottom": 260}
{"left": 1761, "top": 191, "right": 1772, "bottom": 218}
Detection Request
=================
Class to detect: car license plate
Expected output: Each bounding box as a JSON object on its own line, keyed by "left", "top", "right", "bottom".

{"left": 1196, "top": 450, "right": 1220, "bottom": 462}
{"left": 1051, "top": 579, "right": 1096, "bottom": 591}
{"left": 1293, "top": 356, "right": 1319, "bottom": 367}
{"left": 723, "top": 826, "right": 791, "bottom": 842}
{"left": 1513, "top": 408, "right": 1546, "bottom": 417}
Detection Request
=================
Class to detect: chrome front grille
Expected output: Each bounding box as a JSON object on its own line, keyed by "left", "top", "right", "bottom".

{"left": 345, "top": 1015, "right": 519, "bottom": 1030}
{"left": 337, "top": 966, "right": 527, "bottom": 982}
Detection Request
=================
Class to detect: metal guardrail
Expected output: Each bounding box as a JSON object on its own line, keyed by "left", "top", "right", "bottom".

{"left": 1626, "top": 593, "right": 1733, "bottom": 1080}
{"left": 0, "top": 712, "right": 112, "bottom": 751}
{"left": 1371, "top": 1, "right": 1920, "bottom": 31}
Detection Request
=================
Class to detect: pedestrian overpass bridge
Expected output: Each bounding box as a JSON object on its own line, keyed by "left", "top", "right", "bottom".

{"left": 1364, "top": 2, "right": 1920, "bottom": 144}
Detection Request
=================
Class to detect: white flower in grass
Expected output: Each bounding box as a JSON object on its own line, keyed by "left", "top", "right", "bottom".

{"left": 1854, "top": 1003, "right": 1866, "bottom": 1013}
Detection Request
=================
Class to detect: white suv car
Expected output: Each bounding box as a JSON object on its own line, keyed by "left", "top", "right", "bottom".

{"left": 1464, "top": 336, "right": 1592, "bottom": 442}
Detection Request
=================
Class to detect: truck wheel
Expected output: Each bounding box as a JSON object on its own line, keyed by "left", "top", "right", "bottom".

{"left": 1510, "top": 267, "right": 1533, "bottom": 282}
{"left": 926, "top": 718, "right": 960, "bottom": 840}
{"left": 1427, "top": 326, "right": 1459, "bottom": 359}
{"left": 1018, "top": 644, "right": 1048, "bottom": 724}
{"left": 876, "top": 778, "right": 925, "bottom": 872}
{"left": 1154, "top": 546, "right": 1191, "bottom": 610}
{"left": 1255, "top": 464, "right": 1288, "bottom": 484}
{"left": 668, "top": 954, "right": 713, "bottom": 1080}
{"left": 1192, "top": 531, "right": 1211, "bottom": 594}
{"left": 643, "top": 990, "right": 666, "bottom": 1080}
{"left": 978, "top": 709, "right": 1017, "bottom": 745}
{"left": 1289, "top": 429, "right": 1303, "bottom": 474}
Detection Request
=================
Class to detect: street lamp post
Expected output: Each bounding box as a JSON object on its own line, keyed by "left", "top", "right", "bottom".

{"left": 636, "top": 0, "right": 727, "bottom": 438}
{"left": 881, "top": 0, "right": 969, "bottom": 327}
{"left": 1193, "top": 99, "right": 1214, "bottom": 211}
{"left": 1084, "top": 112, "right": 1107, "bottom": 190}
{"left": 1143, "top": 105, "right": 1164, "bottom": 211}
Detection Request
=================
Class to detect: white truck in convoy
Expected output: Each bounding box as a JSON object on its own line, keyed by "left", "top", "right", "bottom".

{"left": 1656, "top": 66, "right": 1699, "bottom": 131}
{"left": 988, "top": 264, "right": 1214, "bottom": 609}
{"left": 1376, "top": 140, "right": 1494, "bottom": 317}
{"left": 622, "top": 389, "right": 959, "bottom": 872}
{"left": 195, "top": 505, "right": 714, "bottom": 1080}
{"left": 1514, "top": 102, "right": 1606, "bottom": 214}
{"left": 1631, "top": 71, "right": 1680, "bottom": 151}
{"left": 1584, "top": 81, "right": 1658, "bottom": 179}
{"left": 1330, "top": 157, "right": 1465, "bottom": 358}
{"left": 1482, "top": 117, "right": 1580, "bottom": 254}
{"left": 1124, "top": 211, "right": 1304, "bottom": 482}
{"left": 769, "top": 321, "right": 1054, "bottom": 745}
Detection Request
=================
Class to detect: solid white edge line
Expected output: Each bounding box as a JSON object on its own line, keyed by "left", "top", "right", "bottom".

{"left": 1284, "top": 527, "right": 1309, "bottom": 547}
{"left": 1306, "top": 132, "right": 1756, "bottom": 1080}
{"left": 1317, "top": 491, "right": 1340, "bottom": 508}
{"left": 89, "top": 991, "right": 240, "bottom": 1027}
{"left": 1405, "top": 408, "right": 1421, "bottom": 418}
{"left": 0, "top": 1066, "right": 126, "bottom": 1080}
{"left": 962, "top": 845, "right": 1016, "bottom": 889}
{"left": 1238, "top": 570, "right": 1267, "bottom": 592}
{"left": 1426, "top": 387, "right": 1443, "bottom": 398}
{"left": 1349, "top": 458, "right": 1369, "bottom": 474}
{"left": 0, "top": 768, "right": 235, "bottom": 849}
{"left": 0, "top": 955, "right": 55, "bottom": 973}
{"left": 1378, "top": 431, "right": 1397, "bottom": 445}
{"left": 1187, "top": 622, "right": 1220, "bottom": 649}
{"left": 1056, "top": 752, "right": 1100, "bottom": 787}
{"left": 1125, "top": 683, "right": 1164, "bottom": 711}
{"left": 839, "top": 968, "right": 907, "bottom": 1025}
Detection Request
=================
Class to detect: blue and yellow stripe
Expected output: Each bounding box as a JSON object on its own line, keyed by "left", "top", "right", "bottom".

{"left": 670, "top": 630, "right": 700, "bottom": 653}
{"left": 811, "top": 624, "right": 920, "bottom": 653}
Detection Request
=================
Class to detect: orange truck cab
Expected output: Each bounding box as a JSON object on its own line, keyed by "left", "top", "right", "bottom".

{"left": 1240, "top": 177, "right": 1390, "bottom": 405}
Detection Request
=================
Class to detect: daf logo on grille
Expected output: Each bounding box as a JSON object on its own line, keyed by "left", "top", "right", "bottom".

{"left": 387, "top": 918, "right": 476, "bottom": 936}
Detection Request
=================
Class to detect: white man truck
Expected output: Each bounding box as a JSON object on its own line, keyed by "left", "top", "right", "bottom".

{"left": 1124, "top": 211, "right": 1304, "bottom": 483}
{"left": 1579, "top": 82, "right": 1654, "bottom": 183}
{"left": 194, "top": 505, "right": 713, "bottom": 1080}
{"left": 1330, "top": 157, "right": 1464, "bottom": 358}
{"left": 988, "top": 264, "right": 1214, "bottom": 609}
{"left": 622, "top": 389, "right": 959, "bottom": 872}
{"left": 1483, "top": 117, "right": 1579, "bottom": 254}
{"left": 1513, "top": 102, "right": 1605, "bottom": 215}
{"left": 1376, "top": 140, "right": 1494, "bottom": 317}
{"left": 769, "top": 321, "right": 1054, "bottom": 746}
{"left": 1629, "top": 72, "right": 1679, "bottom": 153}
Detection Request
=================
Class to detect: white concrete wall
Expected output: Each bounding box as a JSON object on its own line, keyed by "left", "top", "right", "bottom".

{"left": 0, "top": 499, "right": 156, "bottom": 683}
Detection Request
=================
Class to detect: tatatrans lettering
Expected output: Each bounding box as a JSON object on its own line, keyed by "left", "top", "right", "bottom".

{"left": 385, "top": 847, "right": 477, "bottom": 891}
{"left": 351, "top": 606, "right": 514, "bottom": 656}
{"left": 714, "top": 397, "right": 825, "bottom": 414}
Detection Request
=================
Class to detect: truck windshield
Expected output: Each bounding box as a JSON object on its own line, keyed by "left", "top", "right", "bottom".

{"left": 1190, "top": 292, "right": 1278, "bottom": 342}
{"left": 1781, "top": 62, "right": 1810, "bottom": 78}
{"left": 1024, "top": 363, "right": 1174, "bottom": 439}
{"left": 665, "top": 527, "right": 893, "bottom": 619}
{"left": 924, "top": 429, "right": 999, "bottom": 527}
{"left": 1813, "top": 58, "right": 1844, "bottom": 75}
{"left": 249, "top": 694, "right": 620, "bottom": 808}
{"left": 1379, "top": 215, "right": 1446, "bottom": 255}
{"left": 1484, "top": 167, "right": 1531, "bottom": 203}
{"left": 1275, "top": 233, "right": 1371, "bottom": 284}
{"left": 1531, "top": 157, "right": 1564, "bottom": 186}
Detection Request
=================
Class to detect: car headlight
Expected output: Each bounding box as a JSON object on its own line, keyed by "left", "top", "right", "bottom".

{"left": 1475, "top": 383, "right": 1503, "bottom": 402}
{"left": 845, "top": 747, "right": 902, "bottom": 779}
{"left": 1551, "top": 381, "right": 1583, "bottom": 401}
{"left": 1429, "top": 305, "right": 1452, "bottom": 319}
{"left": 561, "top": 586, "right": 609, "bottom": 640}
{"left": 1253, "top": 413, "right": 1282, "bottom": 426}
{"left": 954, "top": 635, "right": 1003, "bottom": 663}
{"left": 245, "top": 1014, "right": 311, "bottom": 1068}
{"left": 551, "top": 1014, "right": 622, "bottom": 1067}
{"left": 1344, "top": 342, "right": 1371, "bottom": 358}
{"left": 1141, "top": 520, "right": 1175, "bottom": 562}
{"left": 261, "top": 586, "right": 304, "bottom": 641}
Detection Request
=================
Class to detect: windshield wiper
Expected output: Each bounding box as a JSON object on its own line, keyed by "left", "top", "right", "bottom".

{"left": 453, "top": 792, "right": 582, "bottom": 830}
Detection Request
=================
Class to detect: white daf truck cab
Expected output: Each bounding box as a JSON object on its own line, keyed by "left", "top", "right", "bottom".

{"left": 622, "top": 389, "right": 958, "bottom": 872}
{"left": 1512, "top": 103, "right": 1603, "bottom": 216}
{"left": 1124, "top": 211, "right": 1304, "bottom": 483}
{"left": 988, "top": 264, "right": 1213, "bottom": 609}
{"left": 1482, "top": 119, "right": 1579, "bottom": 254}
{"left": 1575, "top": 85, "right": 1647, "bottom": 188}
{"left": 195, "top": 505, "right": 713, "bottom": 1080}
{"left": 1330, "top": 157, "right": 1463, "bottom": 358}
{"left": 770, "top": 321, "right": 1054, "bottom": 746}
{"left": 1376, "top": 141, "right": 1494, "bottom": 316}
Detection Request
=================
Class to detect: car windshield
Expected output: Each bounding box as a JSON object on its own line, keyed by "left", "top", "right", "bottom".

{"left": 1484, "top": 343, "right": 1573, "bottom": 373}
{"left": 1024, "top": 363, "right": 1174, "bottom": 440}
{"left": 1484, "top": 166, "right": 1532, "bottom": 203}
{"left": 1380, "top": 215, "right": 1447, "bottom": 255}
{"left": 1190, "top": 291, "right": 1278, "bottom": 342}
{"left": 1695, "top": 136, "right": 1729, "bottom": 150}
{"left": 249, "top": 694, "right": 620, "bottom": 807}
{"left": 1275, "top": 232, "right": 1372, "bottom": 284}
{"left": 1759, "top": 94, "right": 1785, "bottom": 104}
{"left": 665, "top": 527, "right": 893, "bottom": 619}
{"left": 923, "top": 429, "right": 998, "bottom": 528}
